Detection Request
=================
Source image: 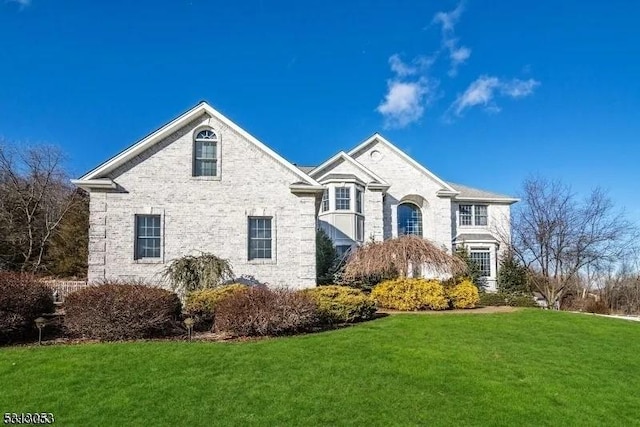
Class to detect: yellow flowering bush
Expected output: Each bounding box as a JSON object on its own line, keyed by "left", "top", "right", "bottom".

{"left": 302, "top": 285, "right": 377, "bottom": 324}
{"left": 447, "top": 279, "right": 480, "bottom": 309}
{"left": 371, "top": 278, "right": 449, "bottom": 311}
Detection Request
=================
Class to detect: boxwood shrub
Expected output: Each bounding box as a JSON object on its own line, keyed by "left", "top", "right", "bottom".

{"left": 65, "top": 282, "right": 182, "bottom": 340}
{"left": 0, "top": 273, "right": 55, "bottom": 344}
{"left": 372, "top": 278, "right": 448, "bottom": 311}
{"left": 302, "top": 285, "right": 376, "bottom": 324}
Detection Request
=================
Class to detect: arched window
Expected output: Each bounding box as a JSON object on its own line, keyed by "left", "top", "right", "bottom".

{"left": 193, "top": 129, "right": 218, "bottom": 177}
{"left": 397, "top": 203, "right": 422, "bottom": 236}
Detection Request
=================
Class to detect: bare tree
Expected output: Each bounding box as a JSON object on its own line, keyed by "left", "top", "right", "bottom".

{"left": 511, "top": 177, "right": 637, "bottom": 308}
{"left": 343, "top": 235, "right": 465, "bottom": 280}
{"left": 0, "top": 142, "right": 80, "bottom": 273}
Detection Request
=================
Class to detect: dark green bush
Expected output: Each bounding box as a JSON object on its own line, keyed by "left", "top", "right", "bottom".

{"left": 65, "top": 282, "right": 182, "bottom": 340}
{"left": 0, "top": 273, "right": 55, "bottom": 344}
{"left": 479, "top": 292, "right": 538, "bottom": 308}
{"left": 302, "top": 285, "right": 376, "bottom": 324}
{"left": 214, "top": 287, "right": 319, "bottom": 336}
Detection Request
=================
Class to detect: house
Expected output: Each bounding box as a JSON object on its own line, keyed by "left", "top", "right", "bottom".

{"left": 72, "top": 101, "right": 517, "bottom": 291}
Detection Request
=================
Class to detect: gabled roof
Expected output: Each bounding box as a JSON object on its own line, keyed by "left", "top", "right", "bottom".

{"left": 309, "top": 151, "right": 390, "bottom": 186}
{"left": 347, "top": 133, "right": 458, "bottom": 194}
{"left": 74, "top": 101, "right": 322, "bottom": 188}
{"left": 447, "top": 182, "right": 519, "bottom": 203}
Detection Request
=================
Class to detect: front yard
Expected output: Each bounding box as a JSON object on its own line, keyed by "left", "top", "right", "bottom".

{"left": 1, "top": 310, "right": 639, "bottom": 426}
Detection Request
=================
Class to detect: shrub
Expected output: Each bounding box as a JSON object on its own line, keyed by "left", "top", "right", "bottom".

{"left": 479, "top": 292, "right": 538, "bottom": 308}
{"left": 372, "top": 278, "right": 448, "bottom": 311}
{"left": 316, "top": 229, "right": 338, "bottom": 285}
{"left": 479, "top": 292, "right": 507, "bottom": 307}
{"left": 65, "top": 282, "right": 182, "bottom": 340}
{"left": 505, "top": 294, "right": 538, "bottom": 308}
{"left": 0, "top": 273, "right": 55, "bottom": 344}
{"left": 447, "top": 280, "right": 480, "bottom": 309}
{"left": 302, "top": 285, "right": 377, "bottom": 324}
{"left": 163, "top": 253, "right": 234, "bottom": 296}
{"left": 584, "top": 298, "right": 610, "bottom": 315}
{"left": 214, "top": 287, "right": 319, "bottom": 336}
{"left": 184, "top": 284, "right": 247, "bottom": 330}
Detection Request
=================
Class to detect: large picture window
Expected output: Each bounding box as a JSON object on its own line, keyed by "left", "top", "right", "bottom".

{"left": 135, "top": 215, "right": 161, "bottom": 259}
{"left": 397, "top": 203, "right": 422, "bottom": 236}
{"left": 193, "top": 129, "right": 218, "bottom": 177}
{"left": 248, "top": 217, "right": 272, "bottom": 260}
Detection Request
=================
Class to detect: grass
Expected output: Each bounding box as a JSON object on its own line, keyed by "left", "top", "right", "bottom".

{"left": 1, "top": 310, "right": 640, "bottom": 426}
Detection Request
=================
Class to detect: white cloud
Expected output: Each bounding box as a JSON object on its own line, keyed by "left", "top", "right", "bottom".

{"left": 377, "top": 78, "right": 434, "bottom": 128}
{"left": 388, "top": 54, "right": 417, "bottom": 77}
{"left": 432, "top": 2, "right": 464, "bottom": 32}
{"left": 501, "top": 78, "right": 540, "bottom": 98}
{"left": 449, "top": 75, "right": 540, "bottom": 117}
{"left": 433, "top": 3, "right": 472, "bottom": 77}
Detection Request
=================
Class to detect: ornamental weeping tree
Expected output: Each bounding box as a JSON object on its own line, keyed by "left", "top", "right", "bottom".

{"left": 343, "top": 235, "right": 465, "bottom": 281}
{"left": 162, "top": 253, "right": 234, "bottom": 297}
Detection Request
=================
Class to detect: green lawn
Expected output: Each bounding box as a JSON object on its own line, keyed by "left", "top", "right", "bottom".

{"left": 1, "top": 310, "right": 640, "bottom": 426}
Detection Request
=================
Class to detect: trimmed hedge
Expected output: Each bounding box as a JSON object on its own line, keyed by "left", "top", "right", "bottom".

{"left": 479, "top": 292, "right": 538, "bottom": 308}
{"left": 0, "top": 273, "right": 55, "bottom": 344}
{"left": 214, "top": 287, "right": 319, "bottom": 336}
{"left": 184, "top": 284, "right": 247, "bottom": 330}
{"left": 447, "top": 280, "right": 480, "bottom": 309}
{"left": 65, "top": 282, "right": 182, "bottom": 341}
{"left": 372, "top": 278, "right": 449, "bottom": 311}
{"left": 302, "top": 285, "right": 376, "bottom": 324}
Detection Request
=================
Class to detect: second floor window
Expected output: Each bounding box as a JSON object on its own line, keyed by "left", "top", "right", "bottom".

{"left": 335, "top": 187, "right": 351, "bottom": 210}
{"left": 355, "top": 188, "right": 363, "bottom": 213}
{"left": 459, "top": 204, "right": 488, "bottom": 226}
{"left": 321, "top": 189, "right": 329, "bottom": 212}
{"left": 193, "top": 129, "right": 218, "bottom": 177}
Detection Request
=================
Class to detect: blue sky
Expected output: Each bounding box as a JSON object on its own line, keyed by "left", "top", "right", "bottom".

{"left": 1, "top": 0, "right": 639, "bottom": 221}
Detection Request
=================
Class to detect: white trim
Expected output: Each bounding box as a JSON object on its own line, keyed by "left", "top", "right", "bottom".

{"left": 347, "top": 134, "right": 458, "bottom": 193}
{"left": 70, "top": 178, "right": 116, "bottom": 190}
{"left": 76, "top": 102, "right": 321, "bottom": 187}
{"left": 454, "top": 196, "right": 519, "bottom": 204}
{"left": 310, "top": 151, "right": 390, "bottom": 186}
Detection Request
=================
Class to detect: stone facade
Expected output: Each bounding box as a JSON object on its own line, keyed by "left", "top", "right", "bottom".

{"left": 75, "top": 102, "right": 516, "bottom": 291}
{"left": 84, "top": 110, "right": 319, "bottom": 289}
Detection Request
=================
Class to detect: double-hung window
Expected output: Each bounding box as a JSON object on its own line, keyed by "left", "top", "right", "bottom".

{"left": 193, "top": 129, "right": 218, "bottom": 177}
{"left": 321, "top": 189, "right": 329, "bottom": 212}
{"left": 469, "top": 247, "right": 491, "bottom": 277}
{"left": 355, "top": 188, "right": 363, "bottom": 214}
{"left": 135, "top": 215, "right": 161, "bottom": 259}
{"left": 335, "top": 187, "right": 351, "bottom": 210}
{"left": 248, "top": 217, "right": 272, "bottom": 260}
{"left": 459, "top": 204, "right": 488, "bottom": 226}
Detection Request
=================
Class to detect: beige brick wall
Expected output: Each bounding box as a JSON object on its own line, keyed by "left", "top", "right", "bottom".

{"left": 87, "top": 112, "right": 317, "bottom": 289}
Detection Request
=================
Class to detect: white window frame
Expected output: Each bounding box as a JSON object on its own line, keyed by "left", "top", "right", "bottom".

{"left": 134, "top": 213, "right": 163, "bottom": 262}
{"left": 193, "top": 128, "right": 220, "bottom": 178}
{"left": 321, "top": 189, "right": 329, "bottom": 212}
{"left": 248, "top": 217, "right": 273, "bottom": 261}
{"left": 459, "top": 204, "right": 489, "bottom": 227}
{"left": 355, "top": 188, "right": 363, "bottom": 214}
{"left": 469, "top": 246, "right": 491, "bottom": 277}
{"left": 335, "top": 187, "right": 351, "bottom": 211}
